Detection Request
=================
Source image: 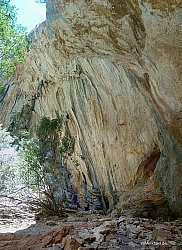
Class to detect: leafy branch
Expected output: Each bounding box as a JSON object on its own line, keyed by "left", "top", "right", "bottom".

{"left": 0, "top": 0, "right": 29, "bottom": 80}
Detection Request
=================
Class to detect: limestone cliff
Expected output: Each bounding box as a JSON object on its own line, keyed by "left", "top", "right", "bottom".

{"left": 0, "top": 0, "right": 182, "bottom": 218}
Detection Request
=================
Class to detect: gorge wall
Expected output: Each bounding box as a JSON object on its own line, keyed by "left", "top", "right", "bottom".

{"left": 0, "top": 0, "right": 182, "bottom": 218}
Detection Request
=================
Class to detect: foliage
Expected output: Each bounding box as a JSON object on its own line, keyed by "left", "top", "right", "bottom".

{"left": 0, "top": 125, "right": 40, "bottom": 213}
{"left": 9, "top": 104, "right": 32, "bottom": 142}
{"left": 0, "top": 81, "right": 3, "bottom": 94}
{"left": 0, "top": 113, "right": 75, "bottom": 216}
{"left": 0, "top": 124, "right": 18, "bottom": 195}
{"left": 18, "top": 138, "right": 43, "bottom": 192}
{"left": 36, "top": 116, "right": 75, "bottom": 165}
{"left": 0, "top": 123, "right": 12, "bottom": 149}
{"left": 36, "top": 116, "right": 64, "bottom": 164}
{"left": 18, "top": 116, "right": 75, "bottom": 215}
{"left": 0, "top": 0, "right": 29, "bottom": 81}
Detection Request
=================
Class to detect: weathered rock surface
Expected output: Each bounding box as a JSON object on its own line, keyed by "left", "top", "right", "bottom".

{"left": 0, "top": 224, "right": 74, "bottom": 250}
{"left": 0, "top": 0, "right": 182, "bottom": 217}
{"left": 0, "top": 213, "right": 182, "bottom": 249}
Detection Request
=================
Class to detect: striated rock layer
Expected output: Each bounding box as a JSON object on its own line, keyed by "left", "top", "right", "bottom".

{"left": 0, "top": 0, "right": 182, "bottom": 217}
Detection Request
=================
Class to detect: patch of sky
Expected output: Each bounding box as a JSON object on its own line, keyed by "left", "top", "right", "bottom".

{"left": 10, "top": 0, "right": 46, "bottom": 32}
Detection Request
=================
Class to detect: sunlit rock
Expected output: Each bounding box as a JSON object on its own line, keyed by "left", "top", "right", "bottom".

{"left": 0, "top": 0, "right": 182, "bottom": 217}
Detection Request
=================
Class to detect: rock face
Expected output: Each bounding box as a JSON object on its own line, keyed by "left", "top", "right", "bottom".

{"left": 0, "top": 0, "right": 182, "bottom": 217}
{"left": 0, "top": 224, "right": 74, "bottom": 250}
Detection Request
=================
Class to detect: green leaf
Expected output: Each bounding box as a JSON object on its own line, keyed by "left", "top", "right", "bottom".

{"left": 0, "top": 0, "right": 29, "bottom": 79}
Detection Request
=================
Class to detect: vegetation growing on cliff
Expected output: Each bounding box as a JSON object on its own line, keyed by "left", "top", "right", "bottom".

{"left": 18, "top": 116, "right": 75, "bottom": 215}
{"left": 0, "top": 107, "right": 76, "bottom": 216}
{"left": 9, "top": 103, "right": 32, "bottom": 142}
{"left": 0, "top": 125, "right": 17, "bottom": 194}
{"left": 0, "top": 0, "right": 29, "bottom": 92}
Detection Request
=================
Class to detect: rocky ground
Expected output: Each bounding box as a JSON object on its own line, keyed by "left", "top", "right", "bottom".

{"left": 0, "top": 210, "right": 182, "bottom": 250}
{"left": 0, "top": 197, "right": 35, "bottom": 233}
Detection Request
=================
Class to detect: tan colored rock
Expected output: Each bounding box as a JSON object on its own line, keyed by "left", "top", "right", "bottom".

{"left": 77, "top": 229, "right": 96, "bottom": 242}
{"left": 154, "top": 223, "right": 171, "bottom": 231}
{"left": 46, "top": 220, "right": 58, "bottom": 226}
{"left": 138, "top": 231, "right": 146, "bottom": 239}
{"left": 0, "top": 224, "right": 73, "bottom": 250}
{"left": 118, "top": 178, "right": 170, "bottom": 218}
{"left": 0, "top": 0, "right": 182, "bottom": 217}
{"left": 140, "top": 221, "right": 154, "bottom": 231}
{"left": 92, "top": 224, "right": 111, "bottom": 236}
{"left": 153, "top": 228, "right": 173, "bottom": 241}
{"left": 133, "top": 221, "right": 140, "bottom": 226}
{"left": 61, "top": 235, "right": 81, "bottom": 250}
